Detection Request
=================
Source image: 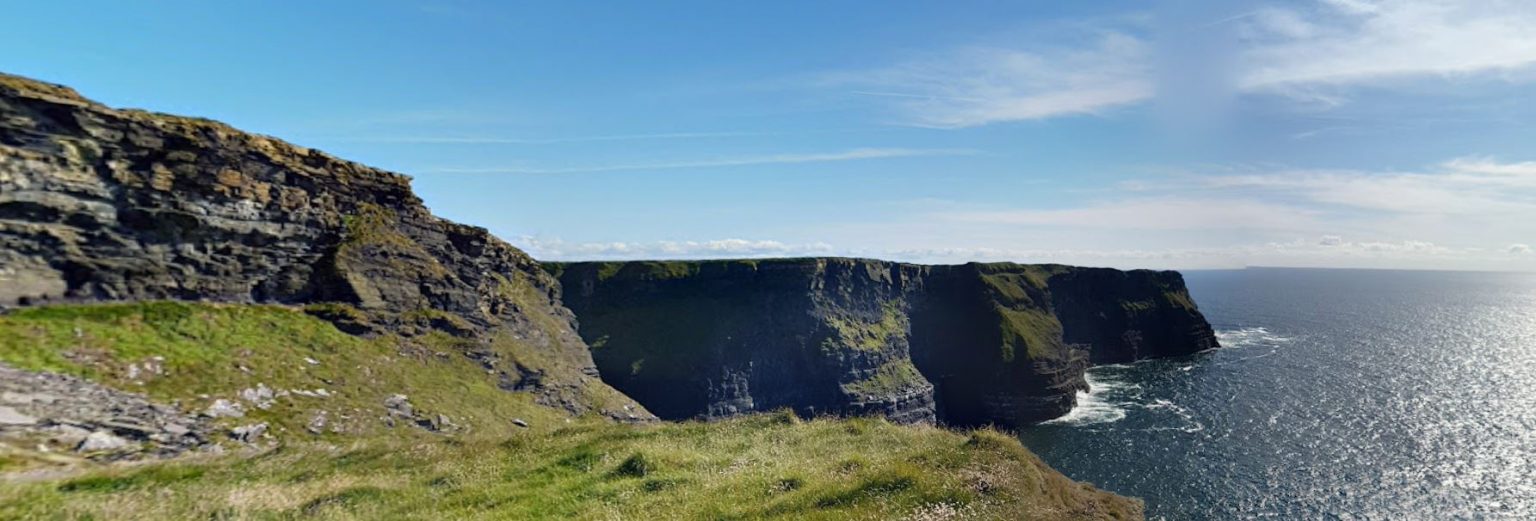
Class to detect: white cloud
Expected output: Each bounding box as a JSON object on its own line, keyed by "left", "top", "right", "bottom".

{"left": 1511, "top": 244, "right": 1534, "bottom": 254}
{"left": 1202, "top": 158, "right": 1536, "bottom": 215}
{"left": 837, "top": 1, "right": 1536, "bottom": 126}
{"left": 885, "top": 238, "right": 1479, "bottom": 268}
{"left": 827, "top": 33, "right": 1153, "bottom": 127}
{"left": 1240, "top": 0, "right": 1536, "bottom": 90}
{"left": 940, "top": 198, "right": 1320, "bottom": 231}
{"left": 516, "top": 237, "right": 835, "bottom": 260}
{"left": 422, "top": 148, "right": 974, "bottom": 174}
{"left": 333, "top": 131, "right": 763, "bottom": 145}
{"left": 883, "top": 157, "right": 1536, "bottom": 269}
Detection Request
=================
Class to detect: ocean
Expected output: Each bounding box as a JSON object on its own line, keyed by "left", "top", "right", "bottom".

{"left": 1019, "top": 268, "right": 1536, "bottom": 520}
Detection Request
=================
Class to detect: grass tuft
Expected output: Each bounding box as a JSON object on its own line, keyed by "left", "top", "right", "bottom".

{"left": 611, "top": 452, "right": 655, "bottom": 478}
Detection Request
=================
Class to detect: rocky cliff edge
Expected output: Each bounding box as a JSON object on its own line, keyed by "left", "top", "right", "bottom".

{"left": 549, "top": 259, "right": 1218, "bottom": 428}
{"left": 0, "top": 73, "right": 651, "bottom": 422}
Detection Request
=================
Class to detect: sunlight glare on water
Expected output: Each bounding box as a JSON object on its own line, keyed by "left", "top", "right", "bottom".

{"left": 1020, "top": 269, "right": 1536, "bottom": 520}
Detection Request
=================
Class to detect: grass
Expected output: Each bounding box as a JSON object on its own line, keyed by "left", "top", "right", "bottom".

{"left": 823, "top": 303, "right": 908, "bottom": 353}
{"left": 973, "top": 265, "right": 1071, "bottom": 363}
{"left": 0, "top": 302, "right": 587, "bottom": 445}
{"left": 0, "top": 298, "right": 1142, "bottom": 519}
{"left": 843, "top": 359, "right": 927, "bottom": 397}
{"left": 995, "top": 307, "right": 1066, "bottom": 362}
{"left": 0, "top": 414, "right": 1141, "bottom": 520}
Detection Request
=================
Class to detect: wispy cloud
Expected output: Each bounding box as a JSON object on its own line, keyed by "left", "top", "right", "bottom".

{"left": 1203, "top": 158, "right": 1536, "bottom": 215}
{"left": 883, "top": 238, "right": 1494, "bottom": 268}
{"left": 826, "top": 33, "right": 1153, "bottom": 128}
{"left": 940, "top": 198, "right": 1322, "bottom": 232}
{"left": 1239, "top": 0, "right": 1536, "bottom": 91}
{"left": 835, "top": 1, "right": 1536, "bottom": 126}
{"left": 421, "top": 147, "right": 975, "bottom": 174}
{"left": 517, "top": 237, "right": 835, "bottom": 260}
{"left": 332, "top": 131, "right": 764, "bottom": 145}
{"left": 890, "top": 157, "right": 1536, "bottom": 268}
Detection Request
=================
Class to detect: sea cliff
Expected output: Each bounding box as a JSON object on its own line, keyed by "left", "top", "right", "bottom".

{"left": 551, "top": 259, "right": 1218, "bottom": 427}
{"left": 0, "top": 72, "right": 1153, "bottom": 519}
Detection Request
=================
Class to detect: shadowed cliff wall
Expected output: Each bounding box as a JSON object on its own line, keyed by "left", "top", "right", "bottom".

{"left": 551, "top": 259, "right": 1218, "bottom": 428}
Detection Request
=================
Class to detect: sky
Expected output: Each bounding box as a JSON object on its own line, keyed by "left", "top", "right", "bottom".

{"left": 6, "top": 0, "right": 1536, "bottom": 271}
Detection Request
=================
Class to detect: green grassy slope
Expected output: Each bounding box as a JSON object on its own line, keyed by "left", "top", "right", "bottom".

{"left": 0, "top": 302, "right": 622, "bottom": 446}
{"left": 0, "top": 302, "right": 1140, "bottom": 520}
{"left": 1, "top": 415, "right": 1138, "bottom": 520}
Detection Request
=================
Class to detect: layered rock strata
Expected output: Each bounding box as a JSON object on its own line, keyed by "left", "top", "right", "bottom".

{"left": 0, "top": 73, "right": 649, "bottom": 421}
{"left": 550, "top": 260, "right": 1218, "bottom": 428}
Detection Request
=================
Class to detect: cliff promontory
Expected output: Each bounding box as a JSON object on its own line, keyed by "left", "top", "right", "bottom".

{"left": 0, "top": 72, "right": 648, "bottom": 421}
{"left": 550, "top": 259, "right": 1218, "bottom": 428}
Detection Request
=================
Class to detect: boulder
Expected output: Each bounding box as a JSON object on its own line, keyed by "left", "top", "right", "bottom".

{"left": 77, "top": 430, "right": 133, "bottom": 452}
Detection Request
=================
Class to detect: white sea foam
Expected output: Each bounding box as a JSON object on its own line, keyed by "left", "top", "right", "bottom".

{"left": 1215, "top": 326, "right": 1293, "bottom": 349}
{"left": 1043, "top": 371, "right": 1135, "bottom": 426}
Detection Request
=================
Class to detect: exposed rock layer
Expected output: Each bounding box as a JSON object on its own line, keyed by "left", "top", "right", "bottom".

{"left": 550, "top": 259, "right": 1218, "bottom": 428}
{"left": 0, "top": 73, "right": 650, "bottom": 421}
{"left": 0, "top": 362, "right": 211, "bottom": 459}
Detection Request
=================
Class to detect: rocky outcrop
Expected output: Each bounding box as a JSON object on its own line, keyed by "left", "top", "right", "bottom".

{"left": 0, "top": 362, "right": 210, "bottom": 459}
{"left": 1048, "top": 268, "right": 1219, "bottom": 364}
{"left": 0, "top": 73, "right": 650, "bottom": 421}
{"left": 550, "top": 259, "right": 1218, "bottom": 428}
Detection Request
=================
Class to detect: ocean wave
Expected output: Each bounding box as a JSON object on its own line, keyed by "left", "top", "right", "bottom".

{"left": 1215, "top": 326, "right": 1293, "bottom": 349}
{"left": 1045, "top": 368, "right": 1209, "bottom": 431}
{"left": 1042, "top": 371, "right": 1135, "bottom": 426}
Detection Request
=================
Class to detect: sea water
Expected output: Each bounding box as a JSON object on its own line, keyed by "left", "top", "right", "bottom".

{"left": 1019, "top": 268, "right": 1536, "bottom": 520}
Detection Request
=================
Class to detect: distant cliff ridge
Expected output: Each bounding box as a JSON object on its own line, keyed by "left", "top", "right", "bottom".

{"left": 550, "top": 259, "right": 1218, "bottom": 427}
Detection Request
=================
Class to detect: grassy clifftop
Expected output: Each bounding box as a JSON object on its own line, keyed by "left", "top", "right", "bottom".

{"left": 0, "top": 302, "right": 1140, "bottom": 520}
{"left": 0, "top": 302, "right": 611, "bottom": 446}
{"left": 1, "top": 414, "right": 1138, "bottom": 520}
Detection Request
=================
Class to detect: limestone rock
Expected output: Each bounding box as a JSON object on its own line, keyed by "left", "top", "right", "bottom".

{"left": 306, "top": 411, "right": 328, "bottom": 434}
{"left": 77, "top": 430, "right": 133, "bottom": 452}
{"left": 205, "top": 399, "right": 245, "bottom": 418}
{"left": 0, "top": 405, "right": 37, "bottom": 425}
{"left": 0, "top": 362, "right": 209, "bottom": 459}
{"left": 230, "top": 423, "right": 267, "bottom": 443}
{"left": 0, "top": 72, "right": 652, "bottom": 422}
{"left": 550, "top": 259, "right": 1219, "bottom": 428}
{"left": 239, "top": 384, "right": 275, "bottom": 410}
{"left": 384, "top": 394, "right": 413, "bottom": 417}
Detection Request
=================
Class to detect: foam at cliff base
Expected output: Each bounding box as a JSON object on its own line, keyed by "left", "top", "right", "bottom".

{"left": 1042, "top": 371, "right": 1139, "bottom": 426}
{"left": 1215, "top": 326, "right": 1293, "bottom": 348}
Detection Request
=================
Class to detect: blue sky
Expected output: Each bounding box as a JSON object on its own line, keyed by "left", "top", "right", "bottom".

{"left": 7, "top": 0, "right": 1536, "bottom": 270}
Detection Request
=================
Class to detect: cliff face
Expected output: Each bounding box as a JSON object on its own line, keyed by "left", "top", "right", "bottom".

{"left": 551, "top": 260, "right": 936, "bottom": 423}
{"left": 0, "top": 73, "right": 650, "bottom": 421}
{"left": 1048, "top": 268, "right": 1219, "bottom": 364}
{"left": 551, "top": 259, "right": 1218, "bottom": 428}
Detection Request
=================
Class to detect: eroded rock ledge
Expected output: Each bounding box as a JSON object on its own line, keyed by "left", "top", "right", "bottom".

{"left": 549, "top": 259, "right": 1219, "bottom": 428}
{"left": 0, "top": 72, "right": 650, "bottom": 421}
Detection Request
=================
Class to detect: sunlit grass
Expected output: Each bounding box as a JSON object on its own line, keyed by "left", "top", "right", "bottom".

{"left": 0, "top": 414, "right": 1138, "bottom": 520}
{"left": 0, "top": 302, "right": 1139, "bottom": 519}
